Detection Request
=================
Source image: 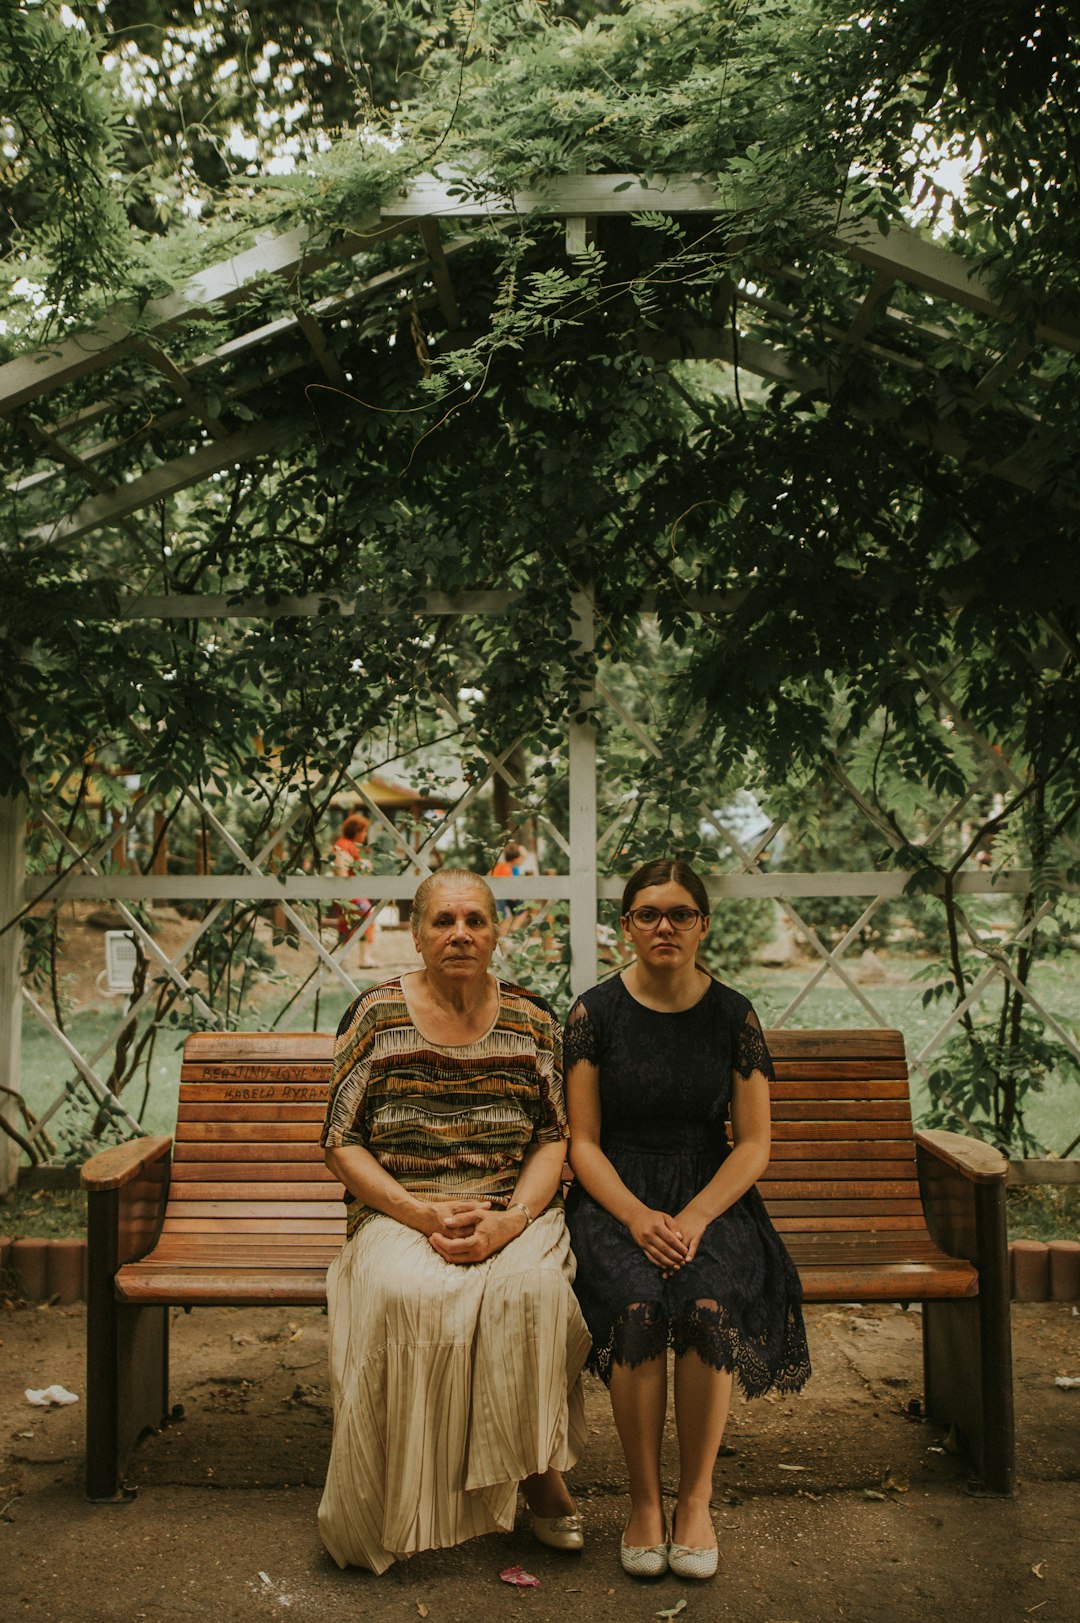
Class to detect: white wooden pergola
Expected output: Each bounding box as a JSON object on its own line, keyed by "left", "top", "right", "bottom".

{"left": 2, "top": 172, "right": 1077, "bottom": 1188}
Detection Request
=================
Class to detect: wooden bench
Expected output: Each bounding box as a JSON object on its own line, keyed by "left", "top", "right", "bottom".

{"left": 81, "top": 1027, "right": 1014, "bottom": 1501}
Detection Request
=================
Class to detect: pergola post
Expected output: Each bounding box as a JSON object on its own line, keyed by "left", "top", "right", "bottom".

{"left": 568, "top": 590, "right": 598, "bottom": 999}
{"left": 0, "top": 790, "right": 26, "bottom": 1195}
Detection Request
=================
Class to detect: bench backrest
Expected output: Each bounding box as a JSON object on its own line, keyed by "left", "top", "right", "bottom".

{"left": 173, "top": 1033, "right": 342, "bottom": 1258}
{"left": 761, "top": 1028, "right": 921, "bottom": 1236}
{"left": 174, "top": 1025, "right": 919, "bottom": 1246}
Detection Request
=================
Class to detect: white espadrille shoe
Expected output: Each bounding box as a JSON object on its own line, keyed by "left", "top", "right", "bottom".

{"left": 667, "top": 1538, "right": 718, "bottom": 1579}
{"left": 619, "top": 1524, "right": 668, "bottom": 1578}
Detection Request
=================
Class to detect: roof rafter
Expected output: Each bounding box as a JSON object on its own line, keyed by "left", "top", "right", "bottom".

{"left": 4, "top": 172, "right": 1075, "bottom": 418}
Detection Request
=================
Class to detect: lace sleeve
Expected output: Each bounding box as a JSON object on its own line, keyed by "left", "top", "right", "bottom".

{"left": 735, "top": 1006, "right": 775, "bottom": 1082}
{"left": 563, "top": 998, "right": 599, "bottom": 1068}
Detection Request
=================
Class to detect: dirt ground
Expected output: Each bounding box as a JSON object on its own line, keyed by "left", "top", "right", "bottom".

{"left": 1, "top": 1300, "right": 1077, "bottom": 1623}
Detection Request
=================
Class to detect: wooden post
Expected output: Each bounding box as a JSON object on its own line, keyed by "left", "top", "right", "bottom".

{"left": 568, "top": 590, "right": 598, "bottom": 998}
{"left": 0, "top": 790, "right": 26, "bottom": 1196}
{"left": 110, "top": 808, "right": 126, "bottom": 872}
{"left": 152, "top": 811, "right": 169, "bottom": 875}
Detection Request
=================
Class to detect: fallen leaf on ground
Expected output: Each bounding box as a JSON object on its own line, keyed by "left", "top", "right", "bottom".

{"left": 882, "top": 1472, "right": 909, "bottom": 1493}
{"left": 778, "top": 1463, "right": 809, "bottom": 1472}
{"left": 417, "top": 1604, "right": 429, "bottom": 1617}
{"left": 862, "top": 1489, "right": 887, "bottom": 1501}
{"left": 499, "top": 1566, "right": 540, "bottom": 1588}
{"left": 1031, "top": 1562, "right": 1046, "bottom": 1580}
{"left": 655, "top": 1601, "right": 687, "bottom": 1619}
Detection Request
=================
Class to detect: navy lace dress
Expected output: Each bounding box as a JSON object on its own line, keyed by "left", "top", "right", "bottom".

{"left": 564, "top": 974, "right": 811, "bottom": 1395}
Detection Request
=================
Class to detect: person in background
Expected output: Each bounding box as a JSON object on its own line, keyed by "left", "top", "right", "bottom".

{"left": 565, "top": 858, "right": 810, "bottom": 1580}
{"left": 492, "top": 840, "right": 524, "bottom": 928}
{"left": 332, "top": 811, "right": 375, "bottom": 969}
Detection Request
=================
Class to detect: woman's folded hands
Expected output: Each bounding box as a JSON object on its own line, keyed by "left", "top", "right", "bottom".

{"left": 416, "top": 1198, "right": 528, "bottom": 1264}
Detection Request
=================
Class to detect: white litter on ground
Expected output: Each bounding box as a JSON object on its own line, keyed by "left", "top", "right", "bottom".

{"left": 24, "top": 1385, "right": 79, "bottom": 1407}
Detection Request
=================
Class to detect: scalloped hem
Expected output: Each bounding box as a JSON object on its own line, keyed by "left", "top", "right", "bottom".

{"left": 587, "top": 1299, "right": 811, "bottom": 1399}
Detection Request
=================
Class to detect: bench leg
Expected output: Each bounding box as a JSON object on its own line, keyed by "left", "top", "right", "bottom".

{"left": 922, "top": 1182, "right": 1015, "bottom": 1495}
{"left": 86, "top": 1188, "right": 171, "bottom": 1501}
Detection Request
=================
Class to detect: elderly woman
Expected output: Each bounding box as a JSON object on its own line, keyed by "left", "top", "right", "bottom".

{"left": 318, "top": 869, "right": 590, "bottom": 1574}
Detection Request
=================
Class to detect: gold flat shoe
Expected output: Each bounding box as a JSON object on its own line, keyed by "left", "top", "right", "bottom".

{"left": 531, "top": 1512, "right": 585, "bottom": 1552}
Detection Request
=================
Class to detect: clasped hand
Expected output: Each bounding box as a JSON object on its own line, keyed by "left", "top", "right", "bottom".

{"left": 629, "top": 1205, "right": 708, "bottom": 1275}
{"left": 421, "top": 1199, "right": 522, "bottom": 1265}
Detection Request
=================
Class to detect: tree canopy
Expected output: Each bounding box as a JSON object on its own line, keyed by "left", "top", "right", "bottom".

{"left": 2, "top": 2, "right": 1078, "bottom": 1152}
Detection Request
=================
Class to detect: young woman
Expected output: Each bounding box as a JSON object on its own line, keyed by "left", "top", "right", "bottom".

{"left": 565, "top": 859, "right": 810, "bottom": 1579}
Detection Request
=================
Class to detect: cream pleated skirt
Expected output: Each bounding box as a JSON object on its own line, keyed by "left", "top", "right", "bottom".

{"left": 318, "top": 1207, "right": 590, "bottom": 1573}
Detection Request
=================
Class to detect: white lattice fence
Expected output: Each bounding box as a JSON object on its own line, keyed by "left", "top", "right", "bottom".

{"left": 2, "top": 590, "right": 1075, "bottom": 1184}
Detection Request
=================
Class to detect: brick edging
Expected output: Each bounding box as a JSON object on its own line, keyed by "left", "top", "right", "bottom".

{"left": 0, "top": 1237, "right": 88, "bottom": 1304}
{"left": 1010, "top": 1239, "right": 1080, "bottom": 1302}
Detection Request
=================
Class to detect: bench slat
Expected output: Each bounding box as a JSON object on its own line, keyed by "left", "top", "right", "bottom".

{"left": 766, "top": 1029, "right": 905, "bottom": 1058}
{"left": 126, "top": 1247, "right": 342, "bottom": 1265}
{"left": 162, "top": 1217, "right": 344, "bottom": 1233}
{"left": 177, "top": 1103, "right": 326, "bottom": 1121}
{"left": 181, "top": 1065, "right": 330, "bottom": 1084}
{"left": 760, "top": 1180, "right": 921, "bottom": 1201}
{"left": 768, "top": 1140, "right": 915, "bottom": 1159}
{"left": 164, "top": 1198, "right": 342, "bottom": 1217}
{"left": 762, "top": 1160, "right": 917, "bottom": 1180}
{"left": 768, "top": 1196, "right": 924, "bottom": 1214}
{"left": 174, "top": 1140, "right": 328, "bottom": 1161}
{"left": 772, "top": 1080, "right": 911, "bottom": 1098}
{"left": 167, "top": 1182, "right": 340, "bottom": 1202}
{"left": 772, "top": 1060, "right": 910, "bottom": 1080}
{"left": 795, "top": 1262, "right": 977, "bottom": 1300}
{"left": 179, "top": 1083, "right": 329, "bottom": 1102}
{"left": 177, "top": 1121, "right": 324, "bottom": 1142}
{"left": 170, "top": 1162, "right": 335, "bottom": 1181}
{"left": 771, "top": 1121, "right": 914, "bottom": 1140}
{"left": 771, "top": 1101, "right": 912, "bottom": 1120}
{"left": 116, "top": 1268, "right": 330, "bottom": 1305}
{"left": 184, "top": 1034, "right": 334, "bottom": 1060}
{"left": 772, "top": 1214, "right": 929, "bottom": 1230}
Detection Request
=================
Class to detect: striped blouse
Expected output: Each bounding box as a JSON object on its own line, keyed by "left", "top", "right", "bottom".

{"left": 322, "top": 975, "right": 568, "bottom": 1238}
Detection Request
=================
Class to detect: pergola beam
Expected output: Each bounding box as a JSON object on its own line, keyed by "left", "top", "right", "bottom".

{"left": 29, "top": 420, "right": 291, "bottom": 543}
{"left": 638, "top": 324, "right": 1074, "bottom": 506}
{"left": 23, "top": 868, "right": 1037, "bottom": 904}
{"left": 4, "top": 173, "right": 1077, "bottom": 423}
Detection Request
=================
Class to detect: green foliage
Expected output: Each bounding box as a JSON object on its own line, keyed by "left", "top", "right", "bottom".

{"left": 2, "top": 2, "right": 1079, "bottom": 1161}
{"left": 923, "top": 1013, "right": 1080, "bottom": 1157}
{"left": 0, "top": 2, "right": 137, "bottom": 314}
{"left": 696, "top": 897, "right": 776, "bottom": 979}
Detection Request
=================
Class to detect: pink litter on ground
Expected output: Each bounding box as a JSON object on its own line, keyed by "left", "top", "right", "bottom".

{"left": 499, "top": 1566, "right": 541, "bottom": 1587}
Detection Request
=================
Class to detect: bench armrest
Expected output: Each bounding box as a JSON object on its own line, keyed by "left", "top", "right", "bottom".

{"left": 84, "top": 1136, "right": 172, "bottom": 1274}
{"left": 82, "top": 1135, "right": 173, "bottom": 1192}
{"left": 914, "top": 1129, "right": 1008, "bottom": 1184}
{"left": 916, "top": 1130, "right": 1009, "bottom": 1273}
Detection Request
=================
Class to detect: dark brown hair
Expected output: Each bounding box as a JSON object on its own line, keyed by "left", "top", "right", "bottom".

{"left": 620, "top": 858, "right": 710, "bottom": 918}
{"left": 341, "top": 813, "right": 369, "bottom": 841}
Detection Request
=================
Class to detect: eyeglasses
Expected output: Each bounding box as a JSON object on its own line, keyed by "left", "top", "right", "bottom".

{"left": 624, "top": 906, "right": 705, "bottom": 931}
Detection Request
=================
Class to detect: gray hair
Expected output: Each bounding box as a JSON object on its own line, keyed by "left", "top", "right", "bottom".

{"left": 410, "top": 868, "right": 498, "bottom": 934}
